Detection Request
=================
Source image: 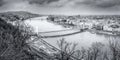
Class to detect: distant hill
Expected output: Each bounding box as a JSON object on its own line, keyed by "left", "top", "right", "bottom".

{"left": 0, "top": 11, "right": 40, "bottom": 21}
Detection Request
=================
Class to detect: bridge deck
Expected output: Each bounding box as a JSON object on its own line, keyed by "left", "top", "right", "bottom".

{"left": 38, "top": 29, "right": 72, "bottom": 33}
{"left": 38, "top": 29, "right": 82, "bottom": 38}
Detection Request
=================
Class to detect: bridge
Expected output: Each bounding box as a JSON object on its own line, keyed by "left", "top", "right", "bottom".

{"left": 37, "top": 29, "right": 84, "bottom": 38}
{"left": 38, "top": 29, "right": 73, "bottom": 33}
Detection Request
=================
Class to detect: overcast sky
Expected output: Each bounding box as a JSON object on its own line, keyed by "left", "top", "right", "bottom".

{"left": 0, "top": 0, "right": 120, "bottom": 15}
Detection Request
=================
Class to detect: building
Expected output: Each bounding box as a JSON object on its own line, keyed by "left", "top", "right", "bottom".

{"left": 103, "top": 23, "right": 120, "bottom": 32}
{"left": 77, "top": 22, "right": 94, "bottom": 29}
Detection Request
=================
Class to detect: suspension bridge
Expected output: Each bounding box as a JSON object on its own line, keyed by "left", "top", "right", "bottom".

{"left": 38, "top": 29, "right": 84, "bottom": 38}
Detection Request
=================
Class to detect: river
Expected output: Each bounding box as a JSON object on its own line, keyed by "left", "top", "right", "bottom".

{"left": 24, "top": 17, "right": 120, "bottom": 49}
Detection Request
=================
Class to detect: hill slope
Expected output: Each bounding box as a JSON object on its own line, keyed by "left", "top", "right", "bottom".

{"left": 0, "top": 11, "right": 40, "bottom": 21}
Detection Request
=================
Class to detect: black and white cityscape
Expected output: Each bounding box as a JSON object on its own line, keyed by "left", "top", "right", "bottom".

{"left": 0, "top": 0, "right": 120, "bottom": 60}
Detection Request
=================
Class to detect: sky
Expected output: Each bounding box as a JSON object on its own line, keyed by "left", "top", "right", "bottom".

{"left": 0, "top": 0, "right": 120, "bottom": 15}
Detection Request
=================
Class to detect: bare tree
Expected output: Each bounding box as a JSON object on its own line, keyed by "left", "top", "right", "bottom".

{"left": 102, "top": 51, "right": 110, "bottom": 60}
{"left": 85, "top": 42, "right": 104, "bottom": 60}
{"left": 56, "top": 38, "right": 78, "bottom": 60}
{"left": 108, "top": 38, "right": 120, "bottom": 60}
{"left": 74, "top": 47, "right": 86, "bottom": 60}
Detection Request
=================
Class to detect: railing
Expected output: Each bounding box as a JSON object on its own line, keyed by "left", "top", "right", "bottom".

{"left": 38, "top": 29, "right": 72, "bottom": 33}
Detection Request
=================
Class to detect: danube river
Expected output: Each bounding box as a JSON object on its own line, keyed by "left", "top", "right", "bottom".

{"left": 24, "top": 17, "right": 120, "bottom": 49}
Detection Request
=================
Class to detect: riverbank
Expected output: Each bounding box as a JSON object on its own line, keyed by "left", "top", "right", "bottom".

{"left": 47, "top": 19, "right": 120, "bottom": 36}
{"left": 88, "top": 29, "right": 120, "bottom": 36}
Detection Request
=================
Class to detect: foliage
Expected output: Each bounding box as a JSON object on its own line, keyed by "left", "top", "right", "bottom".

{"left": 0, "top": 17, "right": 35, "bottom": 60}
{"left": 0, "top": 11, "right": 40, "bottom": 21}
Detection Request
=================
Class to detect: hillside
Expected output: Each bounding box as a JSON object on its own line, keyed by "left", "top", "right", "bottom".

{"left": 0, "top": 11, "right": 40, "bottom": 21}
{"left": 0, "top": 11, "right": 39, "bottom": 60}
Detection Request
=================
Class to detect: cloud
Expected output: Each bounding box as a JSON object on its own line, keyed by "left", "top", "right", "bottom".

{"left": 0, "top": 0, "right": 120, "bottom": 8}
{"left": 95, "top": 0, "right": 120, "bottom": 8}
{"left": 26, "top": 0, "right": 120, "bottom": 8}
{"left": 0, "top": 0, "right": 120, "bottom": 15}
{"left": 0, "top": 0, "right": 26, "bottom": 7}
{"left": 73, "top": 0, "right": 120, "bottom": 8}
{"left": 27, "top": 0, "right": 59, "bottom": 5}
{"left": 0, "top": 0, "right": 5, "bottom": 6}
